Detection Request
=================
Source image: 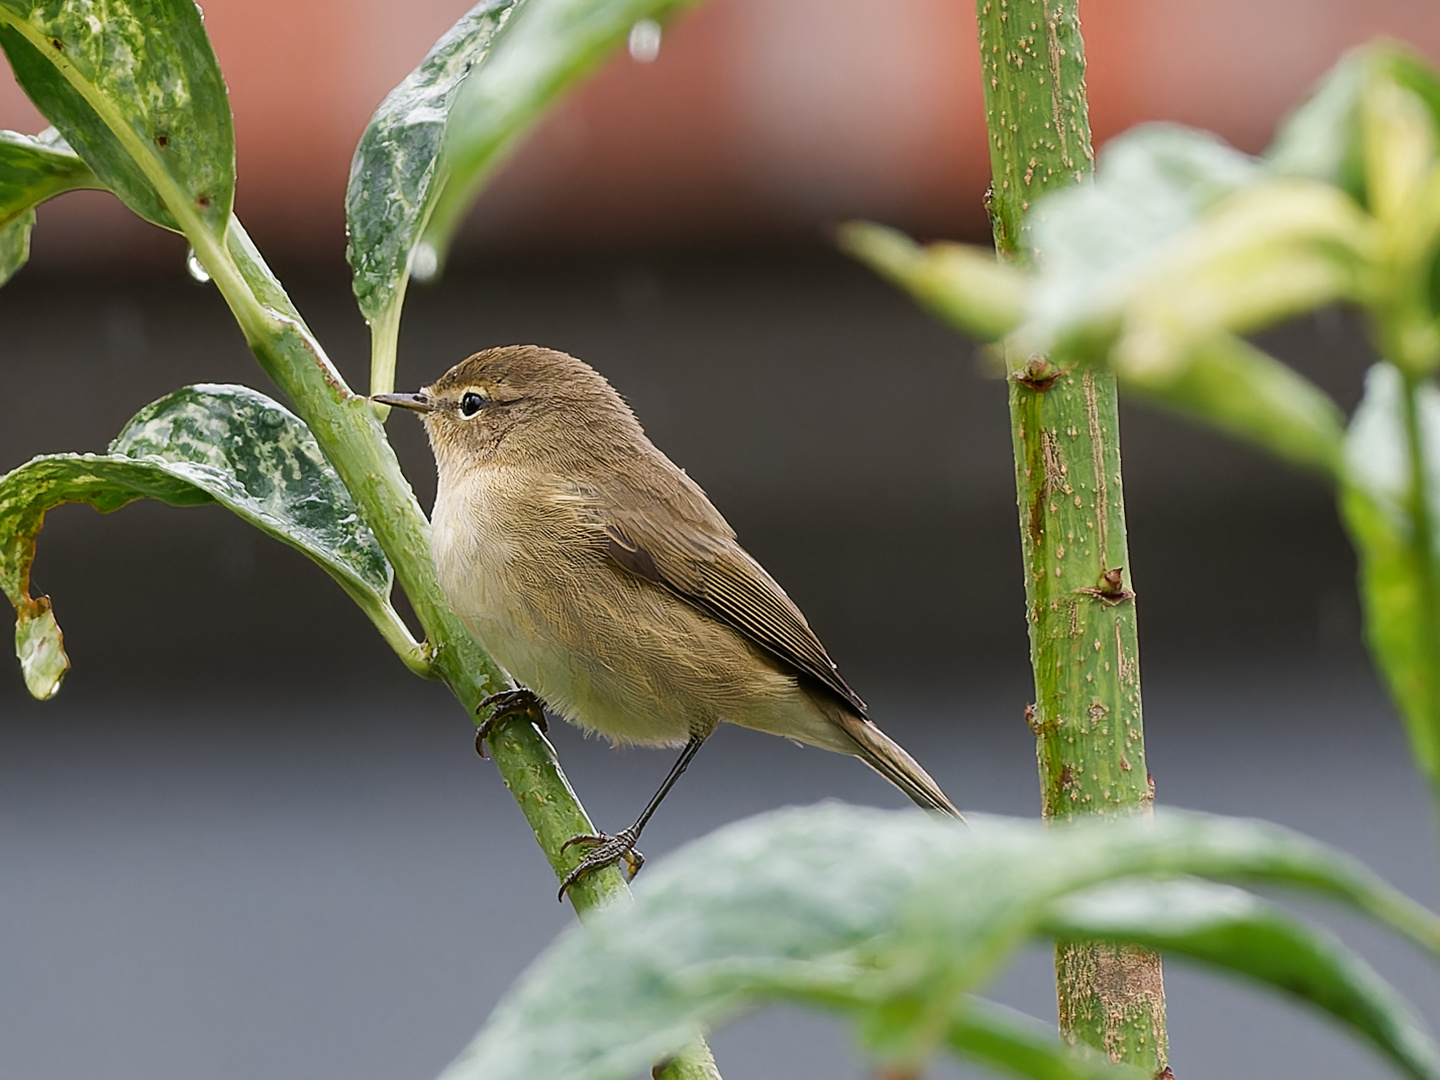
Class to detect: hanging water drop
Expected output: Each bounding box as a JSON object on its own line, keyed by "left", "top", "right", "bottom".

{"left": 185, "top": 247, "right": 211, "bottom": 283}
{"left": 628, "top": 19, "right": 661, "bottom": 63}
{"left": 411, "top": 241, "right": 439, "bottom": 283}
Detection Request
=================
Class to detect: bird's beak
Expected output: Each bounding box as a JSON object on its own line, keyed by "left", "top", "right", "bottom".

{"left": 371, "top": 391, "right": 434, "bottom": 412}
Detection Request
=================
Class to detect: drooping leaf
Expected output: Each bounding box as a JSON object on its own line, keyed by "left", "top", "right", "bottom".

{"left": 1, "top": 385, "right": 408, "bottom": 699}
{"left": 346, "top": 0, "right": 519, "bottom": 328}
{"left": 0, "top": 127, "right": 99, "bottom": 284}
{"left": 0, "top": 0, "right": 234, "bottom": 236}
{"left": 418, "top": 0, "right": 706, "bottom": 269}
{"left": 1341, "top": 362, "right": 1440, "bottom": 780}
{"left": 347, "top": 0, "right": 703, "bottom": 394}
{"left": 1043, "top": 878, "right": 1440, "bottom": 1080}
{"left": 439, "top": 805, "right": 1440, "bottom": 1080}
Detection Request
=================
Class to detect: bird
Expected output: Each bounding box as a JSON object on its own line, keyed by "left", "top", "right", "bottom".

{"left": 374, "top": 345, "right": 960, "bottom": 897}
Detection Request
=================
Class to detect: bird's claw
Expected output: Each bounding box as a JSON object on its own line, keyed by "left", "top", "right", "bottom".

{"left": 557, "top": 828, "right": 644, "bottom": 900}
{"left": 475, "top": 687, "right": 546, "bottom": 758}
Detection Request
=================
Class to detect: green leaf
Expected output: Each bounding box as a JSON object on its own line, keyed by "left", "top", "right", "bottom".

{"left": 0, "top": 127, "right": 97, "bottom": 225}
{"left": 1023, "top": 125, "right": 1372, "bottom": 358}
{"left": 1268, "top": 41, "right": 1440, "bottom": 210}
{"left": 346, "top": 0, "right": 519, "bottom": 328}
{"left": 439, "top": 806, "right": 1440, "bottom": 1080}
{"left": 1044, "top": 879, "right": 1440, "bottom": 1080}
{"left": 945, "top": 998, "right": 1147, "bottom": 1080}
{"left": 419, "top": 0, "right": 705, "bottom": 269}
{"left": 839, "top": 221, "right": 1027, "bottom": 342}
{"left": 0, "top": 0, "right": 234, "bottom": 236}
{"left": 0, "top": 127, "right": 100, "bottom": 284}
{"left": 1341, "top": 362, "right": 1440, "bottom": 781}
{"left": 1118, "top": 332, "right": 1345, "bottom": 477}
{"left": 348, "top": 0, "right": 702, "bottom": 395}
{"left": 0, "top": 206, "right": 31, "bottom": 285}
{"left": 1, "top": 385, "right": 422, "bottom": 698}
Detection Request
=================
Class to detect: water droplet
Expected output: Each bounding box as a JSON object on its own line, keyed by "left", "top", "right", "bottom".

{"left": 185, "top": 247, "right": 211, "bottom": 283}
{"left": 628, "top": 19, "right": 661, "bottom": 63}
{"left": 411, "top": 241, "right": 439, "bottom": 283}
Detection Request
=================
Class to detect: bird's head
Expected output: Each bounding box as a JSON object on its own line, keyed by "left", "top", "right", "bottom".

{"left": 374, "top": 345, "right": 644, "bottom": 477}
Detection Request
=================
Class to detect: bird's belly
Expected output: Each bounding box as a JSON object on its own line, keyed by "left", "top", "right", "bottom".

{"left": 433, "top": 484, "right": 792, "bottom": 746}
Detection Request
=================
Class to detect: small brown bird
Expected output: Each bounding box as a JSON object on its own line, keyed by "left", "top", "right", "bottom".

{"left": 375, "top": 346, "right": 959, "bottom": 896}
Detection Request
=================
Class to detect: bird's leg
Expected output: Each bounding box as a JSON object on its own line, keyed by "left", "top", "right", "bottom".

{"left": 475, "top": 687, "right": 547, "bottom": 759}
{"left": 557, "top": 734, "right": 706, "bottom": 901}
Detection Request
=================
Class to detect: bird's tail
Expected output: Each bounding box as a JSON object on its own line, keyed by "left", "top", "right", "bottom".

{"left": 833, "top": 709, "right": 963, "bottom": 819}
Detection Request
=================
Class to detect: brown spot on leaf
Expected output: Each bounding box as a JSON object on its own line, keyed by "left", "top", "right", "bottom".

{"left": 195, "top": 194, "right": 212, "bottom": 209}
{"left": 50, "top": 37, "right": 64, "bottom": 51}
{"left": 155, "top": 133, "right": 169, "bottom": 148}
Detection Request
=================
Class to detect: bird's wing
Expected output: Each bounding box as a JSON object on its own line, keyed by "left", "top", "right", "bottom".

{"left": 595, "top": 477, "right": 868, "bottom": 718}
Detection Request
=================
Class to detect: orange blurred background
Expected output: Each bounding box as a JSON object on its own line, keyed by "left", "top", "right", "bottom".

{"left": 3, "top": 0, "right": 1440, "bottom": 270}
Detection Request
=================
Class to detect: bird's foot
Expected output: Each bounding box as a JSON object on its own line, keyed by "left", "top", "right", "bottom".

{"left": 475, "top": 687, "right": 546, "bottom": 758}
{"left": 557, "top": 827, "right": 644, "bottom": 900}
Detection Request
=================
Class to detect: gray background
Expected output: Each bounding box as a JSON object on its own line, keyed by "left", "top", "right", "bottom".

{"left": 2, "top": 247, "right": 1434, "bottom": 1079}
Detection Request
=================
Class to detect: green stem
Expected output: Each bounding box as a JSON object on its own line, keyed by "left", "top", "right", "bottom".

{"left": 975, "top": 0, "right": 1167, "bottom": 1070}
{"left": 215, "top": 222, "right": 719, "bottom": 1078}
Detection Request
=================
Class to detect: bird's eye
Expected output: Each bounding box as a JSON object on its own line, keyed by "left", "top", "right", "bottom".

{"left": 459, "top": 391, "right": 486, "bottom": 418}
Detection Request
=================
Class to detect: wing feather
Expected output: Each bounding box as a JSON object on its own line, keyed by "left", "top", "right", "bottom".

{"left": 597, "top": 481, "right": 867, "bottom": 717}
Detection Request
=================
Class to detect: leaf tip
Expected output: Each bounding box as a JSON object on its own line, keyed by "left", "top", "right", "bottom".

{"left": 15, "top": 595, "right": 70, "bottom": 700}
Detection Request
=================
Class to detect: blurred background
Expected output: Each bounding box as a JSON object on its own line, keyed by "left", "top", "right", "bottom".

{"left": 3, "top": 1, "right": 1440, "bottom": 1078}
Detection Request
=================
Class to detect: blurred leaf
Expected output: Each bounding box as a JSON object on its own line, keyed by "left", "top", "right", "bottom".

{"left": 0, "top": 127, "right": 99, "bottom": 284}
{"left": 1269, "top": 42, "right": 1440, "bottom": 210}
{"left": 1341, "top": 363, "right": 1440, "bottom": 780}
{"left": 1, "top": 385, "right": 412, "bottom": 698}
{"left": 346, "top": 0, "right": 519, "bottom": 329}
{"left": 1044, "top": 878, "right": 1440, "bottom": 1080}
{"left": 0, "top": 0, "right": 233, "bottom": 236}
{"left": 945, "top": 998, "right": 1146, "bottom": 1080}
{"left": 418, "top": 0, "right": 705, "bottom": 269}
{"left": 839, "top": 222, "right": 1027, "bottom": 342}
{"left": 438, "top": 805, "right": 1440, "bottom": 1080}
{"left": 1023, "top": 124, "right": 1261, "bottom": 343}
{"left": 1024, "top": 127, "right": 1372, "bottom": 358}
{"left": 1118, "top": 332, "right": 1345, "bottom": 476}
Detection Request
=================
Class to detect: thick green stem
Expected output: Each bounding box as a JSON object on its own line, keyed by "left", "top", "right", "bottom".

{"left": 975, "top": 0, "right": 1167, "bottom": 1070}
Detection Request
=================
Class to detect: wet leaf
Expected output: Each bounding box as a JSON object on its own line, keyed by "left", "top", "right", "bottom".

{"left": 418, "top": 0, "right": 705, "bottom": 269}
{"left": 0, "top": 127, "right": 98, "bottom": 284}
{"left": 349, "top": 0, "right": 702, "bottom": 394}
{"left": 346, "top": 0, "right": 519, "bottom": 326}
{"left": 439, "top": 805, "right": 1440, "bottom": 1080}
{"left": 0, "top": 0, "right": 234, "bottom": 236}
{"left": 1, "top": 385, "right": 398, "bottom": 698}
